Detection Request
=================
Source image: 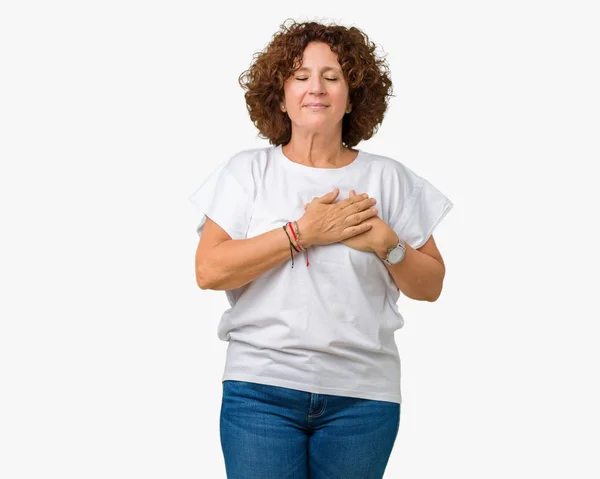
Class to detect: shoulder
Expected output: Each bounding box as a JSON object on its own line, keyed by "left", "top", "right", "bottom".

{"left": 220, "top": 145, "right": 274, "bottom": 196}
{"left": 359, "top": 149, "right": 423, "bottom": 192}
{"left": 224, "top": 145, "right": 272, "bottom": 172}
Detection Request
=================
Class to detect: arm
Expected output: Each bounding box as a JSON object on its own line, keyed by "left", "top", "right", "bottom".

{"left": 340, "top": 188, "right": 448, "bottom": 301}
{"left": 374, "top": 230, "right": 446, "bottom": 302}
{"left": 195, "top": 217, "right": 301, "bottom": 291}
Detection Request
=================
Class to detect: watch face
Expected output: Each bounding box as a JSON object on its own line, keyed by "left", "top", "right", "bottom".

{"left": 389, "top": 247, "right": 405, "bottom": 263}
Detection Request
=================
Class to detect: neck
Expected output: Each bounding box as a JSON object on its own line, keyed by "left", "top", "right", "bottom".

{"left": 282, "top": 137, "right": 350, "bottom": 168}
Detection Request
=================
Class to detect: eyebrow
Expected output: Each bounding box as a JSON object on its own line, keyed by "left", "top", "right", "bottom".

{"left": 295, "top": 67, "right": 342, "bottom": 73}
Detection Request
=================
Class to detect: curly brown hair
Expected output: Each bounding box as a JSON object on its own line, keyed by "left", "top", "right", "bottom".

{"left": 238, "top": 19, "right": 394, "bottom": 148}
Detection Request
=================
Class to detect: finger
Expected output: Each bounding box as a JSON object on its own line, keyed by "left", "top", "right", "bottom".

{"left": 349, "top": 189, "right": 356, "bottom": 197}
{"left": 340, "top": 193, "right": 372, "bottom": 209}
{"left": 316, "top": 188, "right": 339, "bottom": 204}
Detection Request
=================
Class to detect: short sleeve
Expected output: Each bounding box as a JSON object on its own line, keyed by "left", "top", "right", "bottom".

{"left": 395, "top": 176, "right": 453, "bottom": 250}
{"left": 187, "top": 162, "right": 254, "bottom": 240}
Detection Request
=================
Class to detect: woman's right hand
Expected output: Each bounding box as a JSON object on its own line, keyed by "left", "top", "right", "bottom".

{"left": 295, "top": 188, "right": 378, "bottom": 248}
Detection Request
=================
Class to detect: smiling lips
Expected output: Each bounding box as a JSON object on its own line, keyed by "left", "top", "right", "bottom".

{"left": 304, "top": 103, "right": 328, "bottom": 108}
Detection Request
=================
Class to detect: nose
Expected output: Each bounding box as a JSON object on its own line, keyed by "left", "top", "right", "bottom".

{"left": 308, "top": 76, "right": 326, "bottom": 95}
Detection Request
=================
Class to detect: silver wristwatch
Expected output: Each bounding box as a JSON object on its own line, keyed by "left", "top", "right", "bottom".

{"left": 382, "top": 238, "right": 406, "bottom": 266}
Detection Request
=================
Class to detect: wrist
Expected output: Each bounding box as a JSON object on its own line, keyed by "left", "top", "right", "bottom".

{"left": 375, "top": 230, "right": 400, "bottom": 260}
{"left": 284, "top": 223, "right": 303, "bottom": 253}
{"left": 295, "top": 218, "right": 312, "bottom": 249}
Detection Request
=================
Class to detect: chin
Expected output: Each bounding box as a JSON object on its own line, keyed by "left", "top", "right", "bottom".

{"left": 297, "top": 122, "right": 335, "bottom": 131}
{"left": 297, "top": 115, "right": 341, "bottom": 125}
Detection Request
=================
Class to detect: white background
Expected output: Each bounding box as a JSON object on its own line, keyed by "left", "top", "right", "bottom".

{"left": 1, "top": 1, "right": 599, "bottom": 478}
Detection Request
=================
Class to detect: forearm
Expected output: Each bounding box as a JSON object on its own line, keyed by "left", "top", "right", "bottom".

{"left": 375, "top": 233, "right": 445, "bottom": 302}
{"left": 385, "top": 242, "right": 445, "bottom": 301}
{"left": 198, "top": 224, "right": 301, "bottom": 291}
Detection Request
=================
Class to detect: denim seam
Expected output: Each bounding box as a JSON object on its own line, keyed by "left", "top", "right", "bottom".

{"left": 308, "top": 396, "right": 327, "bottom": 418}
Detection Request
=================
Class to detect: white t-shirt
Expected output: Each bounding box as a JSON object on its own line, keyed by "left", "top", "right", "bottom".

{"left": 188, "top": 144, "right": 453, "bottom": 404}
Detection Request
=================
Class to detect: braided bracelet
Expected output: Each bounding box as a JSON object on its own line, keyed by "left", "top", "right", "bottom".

{"left": 289, "top": 220, "right": 309, "bottom": 267}
{"left": 282, "top": 225, "right": 300, "bottom": 253}
{"left": 282, "top": 225, "right": 298, "bottom": 268}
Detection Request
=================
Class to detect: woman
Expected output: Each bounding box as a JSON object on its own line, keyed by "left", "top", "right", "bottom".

{"left": 188, "top": 19, "right": 453, "bottom": 478}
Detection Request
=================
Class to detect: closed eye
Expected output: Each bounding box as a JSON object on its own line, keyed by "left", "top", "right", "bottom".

{"left": 295, "top": 78, "right": 338, "bottom": 81}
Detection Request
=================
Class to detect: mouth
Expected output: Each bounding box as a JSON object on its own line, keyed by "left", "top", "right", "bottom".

{"left": 304, "top": 104, "right": 328, "bottom": 108}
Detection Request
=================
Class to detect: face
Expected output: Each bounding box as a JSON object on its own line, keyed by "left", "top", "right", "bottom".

{"left": 281, "top": 41, "right": 351, "bottom": 131}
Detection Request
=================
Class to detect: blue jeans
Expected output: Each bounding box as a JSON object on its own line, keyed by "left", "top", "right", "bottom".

{"left": 220, "top": 380, "right": 401, "bottom": 478}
